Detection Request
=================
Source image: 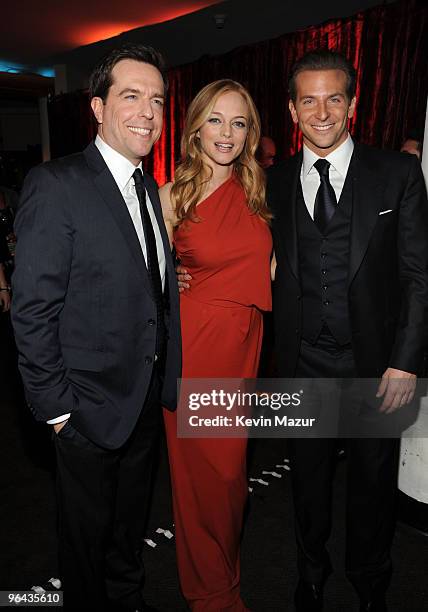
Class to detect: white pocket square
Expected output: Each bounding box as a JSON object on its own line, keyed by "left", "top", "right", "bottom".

{"left": 378, "top": 209, "right": 393, "bottom": 216}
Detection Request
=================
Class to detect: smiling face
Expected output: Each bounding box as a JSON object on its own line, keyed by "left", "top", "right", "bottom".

{"left": 91, "top": 58, "right": 165, "bottom": 165}
{"left": 197, "top": 90, "right": 249, "bottom": 169}
{"left": 289, "top": 69, "right": 356, "bottom": 157}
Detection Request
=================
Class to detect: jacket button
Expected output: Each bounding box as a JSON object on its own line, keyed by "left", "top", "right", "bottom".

{"left": 145, "top": 356, "right": 153, "bottom": 365}
{"left": 323, "top": 285, "right": 328, "bottom": 290}
{"left": 148, "top": 319, "right": 156, "bottom": 326}
{"left": 297, "top": 295, "right": 301, "bottom": 300}
{"left": 295, "top": 328, "right": 299, "bottom": 334}
{"left": 323, "top": 300, "right": 330, "bottom": 306}
{"left": 321, "top": 269, "right": 328, "bottom": 274}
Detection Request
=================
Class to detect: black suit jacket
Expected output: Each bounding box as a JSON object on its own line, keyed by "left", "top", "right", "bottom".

{"left": 12, "top": 142, "right": 181, "bottom": 449}
{"left": 267, "top": 143, "right": 428, "bottom": 377}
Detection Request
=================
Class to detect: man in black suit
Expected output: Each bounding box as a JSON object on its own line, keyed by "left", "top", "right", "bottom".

{"left": 12, "top": 44, "right": 181, "bottom": 611}
{"left": 267, "top": 50, "right": 428, "bottom": 611}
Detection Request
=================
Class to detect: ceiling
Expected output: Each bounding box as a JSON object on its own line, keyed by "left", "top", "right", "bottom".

{"left": 1, "top": 0, "right": 222, "bottom": 70}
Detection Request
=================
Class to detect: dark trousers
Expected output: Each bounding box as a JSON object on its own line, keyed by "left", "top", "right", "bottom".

{"left": 54, "top": 371, "right": 161, "bottom": 611}
{"left": 288, "top": 332, "right": 399, "bottom": 601}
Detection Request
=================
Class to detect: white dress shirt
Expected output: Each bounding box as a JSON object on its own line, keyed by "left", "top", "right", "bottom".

{"left": 48, "top": 136, "right": 166, "bottom": 425}
{"left": 301, "top": 134, "right": 354, "bottom": 218}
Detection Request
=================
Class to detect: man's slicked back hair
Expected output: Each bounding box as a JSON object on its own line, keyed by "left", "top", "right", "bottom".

{"left": 289, "top": 49, "right": 356, "bottom": 102}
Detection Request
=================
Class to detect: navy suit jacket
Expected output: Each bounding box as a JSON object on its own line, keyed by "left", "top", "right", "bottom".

{"left": 12, "top": 142, "right": 181, "bottom": 449}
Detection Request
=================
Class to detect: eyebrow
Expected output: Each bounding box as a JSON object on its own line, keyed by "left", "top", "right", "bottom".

{"left": 118, "top": 87, "right": 165, "bottom": 98}
{"left": 301, "top": 92, "right": 345, "bottom": 98}
{"left": 118, "top": 88, "right": 139, "bottom": 95}
{"left": 210, "top": 111, "right": 248, "bottom": 119}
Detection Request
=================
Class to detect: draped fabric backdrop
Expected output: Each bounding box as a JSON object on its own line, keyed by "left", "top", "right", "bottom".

{"left": 48, "top": 0, "right": 428, "bottom": 186}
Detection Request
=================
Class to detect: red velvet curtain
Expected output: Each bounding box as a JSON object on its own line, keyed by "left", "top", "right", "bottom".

{"left": 48, "top": 0, "right": 428, "bottom": 186}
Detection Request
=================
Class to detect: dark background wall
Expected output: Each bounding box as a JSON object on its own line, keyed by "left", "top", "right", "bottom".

{"left": 52, "top": 0, "right": 396, "bottom": 92}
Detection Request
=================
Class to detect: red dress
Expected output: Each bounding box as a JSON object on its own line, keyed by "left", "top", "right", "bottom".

{"left": 164, "top": 176, "right": 272, "bottom": 611}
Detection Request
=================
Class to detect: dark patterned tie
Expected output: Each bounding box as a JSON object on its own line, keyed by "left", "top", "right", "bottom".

{"left": 133, "top": 168, "right": 166, "bottom": 358}
{"left": 313, "top": 158, "right": 337, "bottom": 233}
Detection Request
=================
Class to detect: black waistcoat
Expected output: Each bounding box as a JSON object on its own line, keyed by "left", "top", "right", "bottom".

{"left": 297, "top": 165, "right": 353, "bottom": 345}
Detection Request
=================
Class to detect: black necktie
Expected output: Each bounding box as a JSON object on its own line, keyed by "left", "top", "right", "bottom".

{"left": 313, "top": 158, "right": 337, "bottom": 233}
{"left": 133, "top": 168, "right": 166, "bottom": 358}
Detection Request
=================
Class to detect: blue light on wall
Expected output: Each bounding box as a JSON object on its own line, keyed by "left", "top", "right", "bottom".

{"left": 36, "top": 68, "right": 55, "bottom": 78}
{"left": 0, "top": 61, "right": 25, "bottom": 73}
{"left": 0, "top": 61, "right": 54, "bottom": 78}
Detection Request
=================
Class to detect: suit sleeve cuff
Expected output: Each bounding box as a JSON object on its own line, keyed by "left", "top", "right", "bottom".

{"left": 47, "top": 413, "right": 71, "bottom": 425}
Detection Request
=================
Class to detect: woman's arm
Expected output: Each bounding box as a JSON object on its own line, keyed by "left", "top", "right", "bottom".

{"left": 271, "top": 251, "right": 277, "bottom": 282}
{"left": 159, "top": 182, "right": 176, "bottom": 249}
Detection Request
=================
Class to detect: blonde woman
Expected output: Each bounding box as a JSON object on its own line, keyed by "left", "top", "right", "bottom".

{"left": 160, "top": 80, "right": 272, "bottom": 611}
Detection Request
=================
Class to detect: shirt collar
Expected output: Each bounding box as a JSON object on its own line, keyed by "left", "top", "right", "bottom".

{"left": 302, "top": 134, "right": 354, "bottom": 179}
{"left": 95, "top": 135, "right": 143, "bottom": 192}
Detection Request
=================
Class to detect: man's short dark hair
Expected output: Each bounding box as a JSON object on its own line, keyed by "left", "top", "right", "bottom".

{"left": 289, "top": 49, "right": 356, "bottom": 102}
{"left": 89, "top": 43, "right": 168, "bottom": 101}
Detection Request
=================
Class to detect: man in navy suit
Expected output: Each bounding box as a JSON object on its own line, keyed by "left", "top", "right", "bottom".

{"left": 268, "top": 50, "right": 428, "bottom": 611}
{"left": 12, "top": 44, "right": 181, "bottom": 611}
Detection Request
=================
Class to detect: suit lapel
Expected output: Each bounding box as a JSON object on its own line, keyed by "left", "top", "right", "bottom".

{"left": 278, "top": 153, "right": 302, "bottom": 281}
{"left": 348, "top": 145, "right": 384, "bottom": 285}
{"left": 144, "top": 177, "right": 178, "bottom": 304}
{"left": 84, "top": 142, "right": 153, "bottom": 295}
{"left": 145, "top": 179, "right": 173, "bottom": 273}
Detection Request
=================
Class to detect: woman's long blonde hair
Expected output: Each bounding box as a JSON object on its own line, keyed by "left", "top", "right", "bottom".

{"left": 171, "top": 79, "right": 271, "bottom": 224}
